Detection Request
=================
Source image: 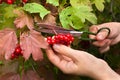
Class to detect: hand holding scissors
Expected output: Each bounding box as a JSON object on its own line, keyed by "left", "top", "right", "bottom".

{"left": 34, "top": 23, "right": 110, "bottom": 41}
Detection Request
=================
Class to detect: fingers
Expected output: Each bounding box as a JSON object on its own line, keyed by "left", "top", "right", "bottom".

{"left": 61, "top": 55, "right": 72, "bottom": 61}
{"left": 92, "top": 39, "right": 111, "bottom": 53}
{"left": 99, "top": 46, "right": 110, "bottom": 53}
{"left": 53, "top": 44, "right": 78, "bottom": 61}
{"left": 89, "top": 25, "right": 112, "bottom": 53}
{"left": 46, "top": 47, "right": 61, "bottom": 66}
{"left": 92, "top": 39, "right": 111, "bottom": 47}
{"left": 89, "top": 25, "right": 98, "bottom": 39}
{"left": 96, "top": 30, "right": 109, "bottom": 40}
{"left": 46, "top": 46, "right": 77, "bottom": 73}
{"left": 89, "top": 25, "right": 110, "bottom": 40}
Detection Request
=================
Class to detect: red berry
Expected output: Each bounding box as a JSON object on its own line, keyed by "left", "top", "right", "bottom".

{"left": 47, "top": 36, "right": 52, "bottom": 40}
{"left": 11, "top": 53, "right": 16, "bottom": 59}
{"left": 15, "top": 47, "right": 21, "bottom": 53}
{"left": 6, "top": 0, "right": 14, "bottom": 4}
{"left": 66, "top": 34, "right": 71, "bottom": 38}
{"left": 54, "top": 36, "right": 58, "bottom": 39}
{"left": 0, "top": 0, "right": 3, "bottom": 4}
{"left": 47, "top": 39, "right": 52, "bottom": 44}
{"left": 11, "top": 44, "right": 23, "bottom": 60}
{"left": 52, "top": 39, "right": 56, "bottom": 44}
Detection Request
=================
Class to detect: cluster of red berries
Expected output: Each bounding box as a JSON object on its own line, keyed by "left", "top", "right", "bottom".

{"left": 0, "top": 0, "right": 28, "bottom": 4}
{"left": 47, "top": 34, "right": 74, "bottom": 46}
{"left": 11, "top": 44, "right": 23, "bottom": 60}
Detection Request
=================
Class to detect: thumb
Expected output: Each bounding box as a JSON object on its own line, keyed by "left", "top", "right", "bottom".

{"left": 53, "top": 44, "right": 78, "bottom": 61}
{"left": 96, "top": 30, "right": 109, "bottom": 40}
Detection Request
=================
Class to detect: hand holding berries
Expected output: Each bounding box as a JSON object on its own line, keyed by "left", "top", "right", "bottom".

{"left": 47, "top": 34, "right": 74, "bottom": 46}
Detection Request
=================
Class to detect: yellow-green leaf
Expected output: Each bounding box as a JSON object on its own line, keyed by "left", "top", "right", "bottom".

{"left": 4, "top": 5, "right": 16, "bottom": 18}
{"left": 59, "top": 7, "right": 84, "bottom": 30}
{"left": 74, "top": 5, "right": 97, "bottom": 24}
{"left": 70, "top": 0, "right": 91, "bottom": 7}
{"left": 23, "top": 3, "right": 50, "bottom": 19}
{"left": 59, "top": 5, "right": 97, "bottom": 30}
{"left": 46, "top": 0, "right": 59, "bottom": 6}
{"left": 93, "top": 0, "right": 105, "bottom": 11}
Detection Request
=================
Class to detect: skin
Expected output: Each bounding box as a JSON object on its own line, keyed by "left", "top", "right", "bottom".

{"left": 89, "top": 22, "right": 120, "bottom": 53}
{"left": 46, "top": 22, "right": 120, "bottom": 80}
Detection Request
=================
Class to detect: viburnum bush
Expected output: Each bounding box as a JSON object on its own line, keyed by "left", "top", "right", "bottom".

{"left": 0, "top": 0, "right": 120, "bottom": 80}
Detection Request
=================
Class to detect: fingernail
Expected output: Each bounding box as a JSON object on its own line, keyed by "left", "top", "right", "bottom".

{"left": 53, "top": 44, "right": 60, "bottom": 51}
{"left": 97, "top": 34, "right": 104, "bottom": 40}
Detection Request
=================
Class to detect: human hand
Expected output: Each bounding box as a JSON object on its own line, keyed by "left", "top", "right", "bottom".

{"left": 46, "top": 44, "right": 120, "bottom": 80}
{"left": 89, "top": 22, "right": 120, "bottom": 53}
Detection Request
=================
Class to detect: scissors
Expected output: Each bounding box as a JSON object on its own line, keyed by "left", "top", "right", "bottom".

{"left": 34, "top": 23, "right": 111, "bottom": 41}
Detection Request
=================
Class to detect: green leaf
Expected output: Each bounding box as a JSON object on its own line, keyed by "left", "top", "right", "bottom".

{"left": 93, "top": 0, "right": 105, "bottom": 11}
{"left": 0, "top": 3, "right": 15, "bottom": 30}
{"left": 69, "top": 15, "right": 85, "bottom": 29}
{"left": 59, "top": 6, "right": 97, "bottom": 30}
{"left": 70, "top": 0, "right": 91, "bottom": 7}
{"left": 0, "top": 61, "right": 3, "bottom": 65}
{"left": 46, "top": 0, "right": 59, "bottom": 6}
{"left": 74, "top": 5, "right": 97, "bottom": 24}
{"left": 0, "top": 18, "right": 15, "bottom": 30}
{"left": 4, "top": 5, "right": 16, "bottom": 18}
{"left": 23, "top": 3, "right": 50, "bottom": 19}
{"left": 59, "top": 7, "right": 72, "bottom": 29}
{"left": 59, "top": 7, "right": 84, "bottom": 30}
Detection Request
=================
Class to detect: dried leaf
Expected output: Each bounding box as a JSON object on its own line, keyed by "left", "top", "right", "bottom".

{"left": 0, "top": 72, "right": 20, "bottom": 80}
{"left": 0, "top": 60, "right": 19, "bottom": 75}
{"left": 44, "top": 4, "right": 58, "bottom": 16}
{"left": 14, "top": 10, "right": 34, "bottom": 30}
{"left": 0, "top": 28, "right": 18, "bottom": 60}
{"left": 34, "top": 14, "right": 56, "bottom": 25}
{"left": 0, "top": 70, "right": 44, "bottom": 80}
{"left": 22, "top": 70, "right": 44, "bottom": 80}
{"left": 20, "top": 30, "right": 48, "bottom": 61}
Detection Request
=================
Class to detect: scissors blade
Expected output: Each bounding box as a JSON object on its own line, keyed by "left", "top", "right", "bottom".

{"left": 37, "top": 23, "right": 67, "bottom": 30}
{"left": 69, "top": 31, "right": 83, "bottom": 37}
{"left": 34, "top": 28, "right": 83, "bottom": 37}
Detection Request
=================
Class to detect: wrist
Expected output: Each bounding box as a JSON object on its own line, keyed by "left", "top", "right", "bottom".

{"left": 93, "top": 60, "right": 120, "bottom": 80}
{"left": 98, "top": 68, "right": 120, "bottom": 80}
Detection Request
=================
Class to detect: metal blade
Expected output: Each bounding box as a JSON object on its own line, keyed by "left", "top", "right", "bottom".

{"left": 34, "top": 28, "right": 83, "bottom": 37}
{"left": 69, "top": 31, "right": 83, "bottom": 37}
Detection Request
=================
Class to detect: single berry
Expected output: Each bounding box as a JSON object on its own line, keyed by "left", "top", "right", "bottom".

{"left": 11, "top": 53, "right": 16, "bottom": 60}
{"left": 6, "top": 0, "right": 14, "bottom": 4}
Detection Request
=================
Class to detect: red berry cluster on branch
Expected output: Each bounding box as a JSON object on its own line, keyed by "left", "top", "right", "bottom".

{"left": 11, "top": 44, "right": 23, "bottom": 60}
{"left": 0, "top": 0, "right": 28, "bottom": 4}
{"left": 47, "top": 34, "right": 74, "bottom": 46}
